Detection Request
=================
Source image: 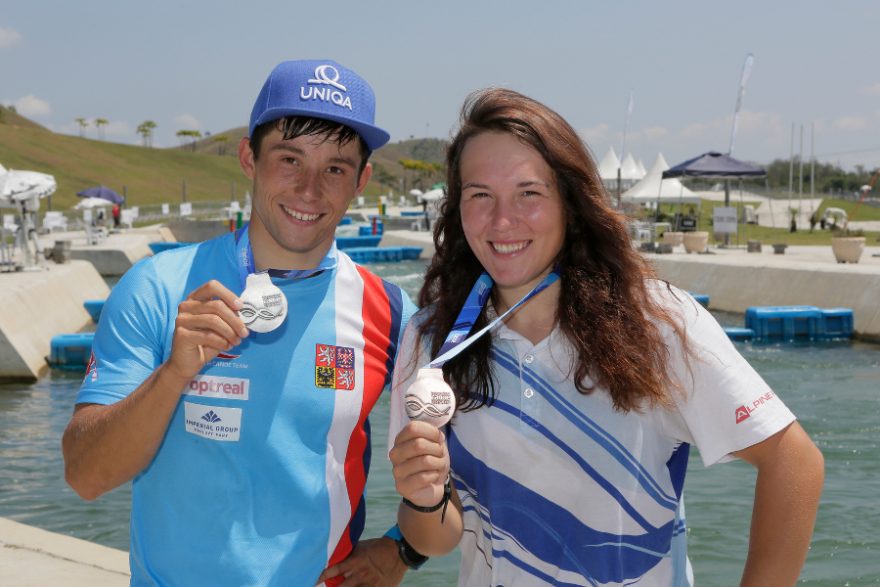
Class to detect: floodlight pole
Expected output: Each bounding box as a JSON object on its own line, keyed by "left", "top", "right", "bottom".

{"left": 618, "top": 90, "right": 634, "bottom": 209}
{"left": 727, "top": 53, "right": 754, "bottom": 248}
{"left": 616, "top": 169, "right": 622, "bottom": 208}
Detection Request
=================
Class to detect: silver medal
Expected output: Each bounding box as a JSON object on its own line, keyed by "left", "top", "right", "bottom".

{"left": 238, "top": 272, "right": 287, "bottom": 333}
{"left": 404, "top": 368, "right": 456, "bottom": 427}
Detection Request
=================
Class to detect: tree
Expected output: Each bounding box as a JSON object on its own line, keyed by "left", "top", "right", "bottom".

{"left": 94, "top": 118, "right": 109, "bottom": 140}
{"left": 75, "top": 117, "right": 88, "bottom": 138}
{"left": 136, "top": 120, "right": 157, "bottom": 147}
{"left": 176, "top": 129, "right": 203, "bottom": 152}
{"left": 764, "top": 158, "right": 874, "bottom": 195}
{"left": 399, "top": 158, "right": 445, "bottom": 191}
{"left": 212, "top": 134, "right": 229, "bottom": 156}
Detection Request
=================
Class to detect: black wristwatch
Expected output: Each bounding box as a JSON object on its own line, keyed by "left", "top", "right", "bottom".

{"left": 396, "top": 535, "right": 429, "bottom": 570}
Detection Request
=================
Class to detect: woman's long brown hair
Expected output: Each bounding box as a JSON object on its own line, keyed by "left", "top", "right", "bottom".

{"left": 418, "top": 88, "right": 690, "bottom": 413}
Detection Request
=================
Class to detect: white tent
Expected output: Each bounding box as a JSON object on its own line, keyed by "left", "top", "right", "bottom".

{"left": 636, "top": 159, "right": 647, "bottom": 178}
{"left": 622, "top": 153, "right": 701, "bottom": 204}
{"left": 597, "top": 147, "right": 621, "bottom": 182}
{"left": 620, "top": 153, "right": 642, "bottom": 181}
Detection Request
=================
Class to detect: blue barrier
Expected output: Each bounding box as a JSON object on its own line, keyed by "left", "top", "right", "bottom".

{"left": 49, "top": 332, "right": 95, "bottom": 370}
{"left": 819, "top": 308, "right": 855, "bottom": 340}
{"left": 358, "top": 224, "right": 384, "bottom": 236}
{"left": 724, "top": 327, "right": 755, "bottom": 342}
{"left": 338, "top": 217, "right": 353, "bottom": 225}
{"left": 336, "top": 236, "right": 382, "bottom": 249}
{"left": 345, "top": 247, "right": 423, "bottom": 263}
{"left": 148, "top": 241, "right": 194, "bottom": 255}
{"left": 744, "top": 306, "right": 853, "bottom": 341}
{"left": 83, "top": 300, "right": 105, "bottom": 323}
{"left": 689, "top": 293, "right": 710, "bottom": 308}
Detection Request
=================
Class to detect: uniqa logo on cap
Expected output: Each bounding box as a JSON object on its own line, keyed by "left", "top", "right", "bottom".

{"left": 300, "top": 64, "right": 352, "bottom": 110}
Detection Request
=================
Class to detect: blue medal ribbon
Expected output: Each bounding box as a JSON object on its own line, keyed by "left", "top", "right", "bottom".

{"left": 427, "top": 267, "right": 560, "bottom": 368}
{"left": 234, "top": 224, "right": 335, "bottom": 290}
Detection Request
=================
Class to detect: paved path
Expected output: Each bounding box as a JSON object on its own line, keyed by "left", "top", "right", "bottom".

{"left": 0, "top": 517, "right": 128, "bottom": 587}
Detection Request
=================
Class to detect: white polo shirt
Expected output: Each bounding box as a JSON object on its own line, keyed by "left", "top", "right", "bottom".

{"left": 389, "top": 283, "right": 795, "bottom": 586}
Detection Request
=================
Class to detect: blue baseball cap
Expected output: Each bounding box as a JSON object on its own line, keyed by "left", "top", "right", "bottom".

{"left": 248, "top": 59, "right": 390, "bottom": 151}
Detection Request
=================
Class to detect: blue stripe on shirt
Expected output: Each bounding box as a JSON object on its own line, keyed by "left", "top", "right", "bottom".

{"left": 493, "top": 348, "right": 679, "bottom": 510}
{"left": 449, "top": 429, "right": 675, "bottom": 584}
{"left": 486, "top": 396, "right": 659, "bottom": 533}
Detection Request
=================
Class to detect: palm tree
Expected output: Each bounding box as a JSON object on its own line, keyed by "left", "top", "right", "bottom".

{"left": 176, "top": 129, "right": 203, "bottom": 152}
{"left": 94, "top": 118, "right": 109, "bottom": 140}
{"left": 137, "top": 120, "right": 157, "bottom": 147}
{"left": 75, "top": 117, "right": 88, "bottom": 138}
{"left": 213, "top": 134, "right": 229, "bottom": 156}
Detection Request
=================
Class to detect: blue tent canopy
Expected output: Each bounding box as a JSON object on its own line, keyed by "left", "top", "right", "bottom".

{"left": 76, "top": 185, "right": 124, "bottom": 204}
{"left": 662, "top": 151, "right": 766, "bottom": 180}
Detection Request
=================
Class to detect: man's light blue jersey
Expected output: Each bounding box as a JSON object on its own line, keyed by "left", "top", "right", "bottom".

{"left": 79, "top": 231, "right": 415, "bottom": 586}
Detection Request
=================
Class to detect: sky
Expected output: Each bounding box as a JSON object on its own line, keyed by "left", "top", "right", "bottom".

{"left": 2, "top": 1, "right": 879, "bottom": 172}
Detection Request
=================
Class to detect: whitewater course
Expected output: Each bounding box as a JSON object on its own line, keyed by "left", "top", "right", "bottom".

{"left": 1, "top": 208, "right": 879, "bottom": 584}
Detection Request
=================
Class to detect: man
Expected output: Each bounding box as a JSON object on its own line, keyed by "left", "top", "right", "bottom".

{"left": 63, "top": 60, "right": 419, "bottom": 586}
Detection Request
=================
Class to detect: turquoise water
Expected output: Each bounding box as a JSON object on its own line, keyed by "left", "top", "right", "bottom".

{"left": 1, "top": 260, "right": 878, "bottom": 585}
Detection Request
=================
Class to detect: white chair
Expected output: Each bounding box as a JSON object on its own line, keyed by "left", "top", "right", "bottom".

{"left": 120, "top": 209, "right": 136, "bottom": 229}
{"left": 43, "top": 211, "right": 68, "bottom": 232}
{"left": 2, "top": 214, "right": 18, "bottom": 233}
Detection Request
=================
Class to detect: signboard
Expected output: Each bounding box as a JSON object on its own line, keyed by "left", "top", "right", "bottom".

{"left": 179, "top": 202, "right": 192, "bottom": 216}
{"left": 679, "top": 217, "right": 697, "bottom": 231}
{"left": 713, "top": 207, "right": 738, "bottom": 234}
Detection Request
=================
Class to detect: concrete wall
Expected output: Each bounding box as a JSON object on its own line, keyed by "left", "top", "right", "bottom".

{"left": 650, "top": 256, "right": 880, "bottom": 342}
{"left": 167, "top": 219, "right": 230, "bottom": 242}
{"left": 0, "top": 261, "right": 110, "bottom": 380}
{"left": 380, "top": 230, "right": 435, "bottom": 259}
{"left": 43, "top": 230, "right": 157, "bottom": 276}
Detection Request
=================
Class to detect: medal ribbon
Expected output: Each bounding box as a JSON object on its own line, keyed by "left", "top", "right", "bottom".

{"left": 426, "top": 268, "right": 560, "bottom": 368}
{"left": 234, "top": 224, "right": 335, "bottom": 290}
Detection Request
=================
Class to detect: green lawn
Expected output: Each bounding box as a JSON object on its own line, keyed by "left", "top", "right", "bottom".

{"left": 632, "top": 198, "right": 879, "bottom": 246}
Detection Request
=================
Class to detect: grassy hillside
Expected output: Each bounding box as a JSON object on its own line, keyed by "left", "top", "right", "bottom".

{"left": 1, "top": 123, "right": 247, "bottom": 210}
{"left": 180, "top": 126, "right": 448, "bottom": 193}
{"left": 0, "top": 106, "right": 451, "bottom": 209}
{"left": 0, "top": 106, "right": 46, "bottom": 130}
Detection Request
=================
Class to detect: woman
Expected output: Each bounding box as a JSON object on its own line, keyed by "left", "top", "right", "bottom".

{"left": 388, "top": 88, "right": 824, "bottom": 586}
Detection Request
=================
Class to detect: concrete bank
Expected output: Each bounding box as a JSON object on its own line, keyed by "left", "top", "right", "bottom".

{"left": 0, "top": 260, "right": 110, "bottom": 380}
{"left": 0, "top": 517, "right": 128, "bottom": 586}
{"left": 381, "top": 229, "right": 435, "bottom": 259}
{"left": 648, "top": 244, "right": 880, "bottom": 341}
{"left": 38, "top": 225, "right": 166, "bottom": 276}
